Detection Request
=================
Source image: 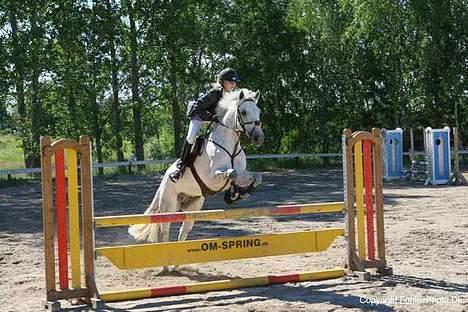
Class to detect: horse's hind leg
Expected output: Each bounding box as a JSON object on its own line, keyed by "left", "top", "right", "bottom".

{"left": 158, "top": 223, "right": 174, "bottom": 273}
{"left": 178, "top": 221, "right": 194, "bottom": 243}
{"left": 178, "top": 196, "right": 205, "bottom": 242}
{"left": 159, "top": 223, "right": 171, "bottom": 242}
{"left": 157, "top": 183, "right": 179, "bottom": 273}
{"left": 167, "top": 196, "right": 204, "bottom": 273}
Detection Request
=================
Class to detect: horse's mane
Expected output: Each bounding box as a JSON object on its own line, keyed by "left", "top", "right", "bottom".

{"left": 216, "top": 88, "right": 256, "bottom": 117}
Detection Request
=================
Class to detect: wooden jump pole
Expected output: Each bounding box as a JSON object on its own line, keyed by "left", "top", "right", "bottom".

{"left": 95, "top": 202, "right": 345, "bottom": 228}
{"left": 409, "top": 128, "right": 415, "bottom": 163}
{"left": 100, "top": 269, "right": 345, "bottom": 302}
{"left": 451, "top": 127, "right": 468, "bottom": 185}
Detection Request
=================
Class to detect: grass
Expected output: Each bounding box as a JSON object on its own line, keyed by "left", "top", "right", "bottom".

{"left": 0, "top": 134, "right": 24, "bottom": 169}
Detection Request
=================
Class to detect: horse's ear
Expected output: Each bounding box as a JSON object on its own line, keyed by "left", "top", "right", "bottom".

{"left": 239, "top": 90, "right": 244, "bottom": 100}
{"left": 254, "top": 90, "right": 261, "bottom": 101}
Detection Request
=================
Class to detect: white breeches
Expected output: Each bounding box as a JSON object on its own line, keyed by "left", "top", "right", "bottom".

{"left": 186, "top": 118, "right": 203, "bottom": 144}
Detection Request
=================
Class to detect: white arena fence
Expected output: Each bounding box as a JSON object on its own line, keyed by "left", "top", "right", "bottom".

{"left": 1, "top": 151, "right": 467, "bottom": 180}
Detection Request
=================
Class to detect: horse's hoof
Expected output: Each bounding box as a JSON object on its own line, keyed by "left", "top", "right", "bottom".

{"left": 253, "top": 174, "right": 262, "bottom": 186}
{"left": 224, "top": 191, "right": 235, "bottom": 204}
{"left": 240, "top": 192, "right": 250, "bottom": 200}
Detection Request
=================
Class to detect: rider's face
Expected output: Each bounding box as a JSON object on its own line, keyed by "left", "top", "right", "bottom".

{"left": 223, "top": 81, "right": 236, "bottom": 92}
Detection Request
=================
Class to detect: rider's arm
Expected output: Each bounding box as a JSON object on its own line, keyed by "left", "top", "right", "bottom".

{"left": 188, "top": 88, "right": 223, "bottom": 120}
{"left": 199, "top": 89, "right": 222, "bottom": 109}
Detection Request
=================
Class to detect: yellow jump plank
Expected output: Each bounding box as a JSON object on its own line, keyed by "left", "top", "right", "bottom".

{"left": 96, "top": 228, "right": 345, "bottom": 269}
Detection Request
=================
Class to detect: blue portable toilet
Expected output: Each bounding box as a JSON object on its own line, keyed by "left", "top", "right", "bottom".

{"left": 381, "top": 128, "right": 404, "bottom": 179}
{"left": 424, "top": 127, "right": 451, "bottom": 185}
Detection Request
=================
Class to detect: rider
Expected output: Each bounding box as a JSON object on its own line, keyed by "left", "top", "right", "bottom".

{"left": 169, "top": 67, "right": 241, "bottom": 182}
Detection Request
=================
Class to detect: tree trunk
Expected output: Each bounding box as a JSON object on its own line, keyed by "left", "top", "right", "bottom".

{"left": 169, "top": 49, "right": 183, "bottom": 155}
{"left": 106, "top": 0, "right": 124, "bottom": 161}
{"left": 65, "top": 50, "right": 79, "bottom": 137}
{"left": 67, "top": 84, "right": 78, "bottom": 136}
{"left": 128, "top": 1, "right": 144, "bottom": 162}
{"left": 92, "top": 95, "right": 104, "bottom": 175}
{"left": 29, "top": 3, "right": 42, "bottom": 168}
{"left": 90, "top": 59, "right": 104, "bottom": 174}
{"left": 88, "top": 1, "right": 104, "bottom": 174}
{"left": 9, "top": 3, "right": 29, "bottom": 167}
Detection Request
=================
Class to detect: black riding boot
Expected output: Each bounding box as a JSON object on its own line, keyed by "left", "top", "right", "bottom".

{"left": 169, "top": 141, "right": 193, "bottom": 182}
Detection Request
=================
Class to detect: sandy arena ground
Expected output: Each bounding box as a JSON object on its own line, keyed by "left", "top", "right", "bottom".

{"left": 1, "top": 168, "right": 467, "bottom": 311}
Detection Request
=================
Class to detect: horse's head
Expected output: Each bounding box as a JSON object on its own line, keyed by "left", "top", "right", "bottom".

{"left": 235, "top": 89, "right": 264, "bottom": 146}
{"left": 217, "top": 88, "right": 264, "bottom": 146}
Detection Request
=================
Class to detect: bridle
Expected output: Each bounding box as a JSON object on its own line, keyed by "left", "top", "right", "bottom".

{"left": 236, "top": 99, "right": 262, "bottom": 137}
{"left": 215, "top": 98, "right": 261, "bottom": 138}
{"left": 206, "top": 97, "right": 262, "bottom": 165}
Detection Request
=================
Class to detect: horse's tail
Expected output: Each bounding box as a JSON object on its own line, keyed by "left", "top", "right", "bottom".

{"left": 128, "top": 188, "right": 161, "bottom": 242}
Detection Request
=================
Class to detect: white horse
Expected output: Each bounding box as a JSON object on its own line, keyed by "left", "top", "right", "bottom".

{"left": 129, "top": 88, "right": 264, "bottom": 251}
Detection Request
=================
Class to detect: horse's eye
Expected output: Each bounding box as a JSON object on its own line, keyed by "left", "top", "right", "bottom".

{"left": 242, "top": 111, "right": 247, "bottom": 116}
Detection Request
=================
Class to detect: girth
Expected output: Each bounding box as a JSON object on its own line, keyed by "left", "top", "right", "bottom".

{"left": 189, "top": 165, "right": 229, "bottom": 197}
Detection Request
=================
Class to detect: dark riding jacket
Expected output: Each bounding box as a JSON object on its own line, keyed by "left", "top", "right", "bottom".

{"left": 187, "top": 86, "right": 223, "bottom": 121}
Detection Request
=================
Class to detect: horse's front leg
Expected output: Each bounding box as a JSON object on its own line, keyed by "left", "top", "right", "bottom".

{"left": 223, "top": 170, "right": 263, "bottom": 204}
{"left": 235, "top": 170, "right": 262, "bottom": 188}
{"left": 239, "top": 171, "right": 262, "bottom": 197}
{"left": 214, "top": 168, "right": 238, "bottom": 180}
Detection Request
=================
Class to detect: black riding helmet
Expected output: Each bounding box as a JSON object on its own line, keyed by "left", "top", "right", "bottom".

{"left": 217, "top": 68, "right": 240, "bottom": 83}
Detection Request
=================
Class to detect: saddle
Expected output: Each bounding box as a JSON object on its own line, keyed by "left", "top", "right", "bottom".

{"left": 187, "top": 135, "right": 226, "bottom": 197}
{"left": 187, "top": 135, "right": 205, "bottom": 166}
